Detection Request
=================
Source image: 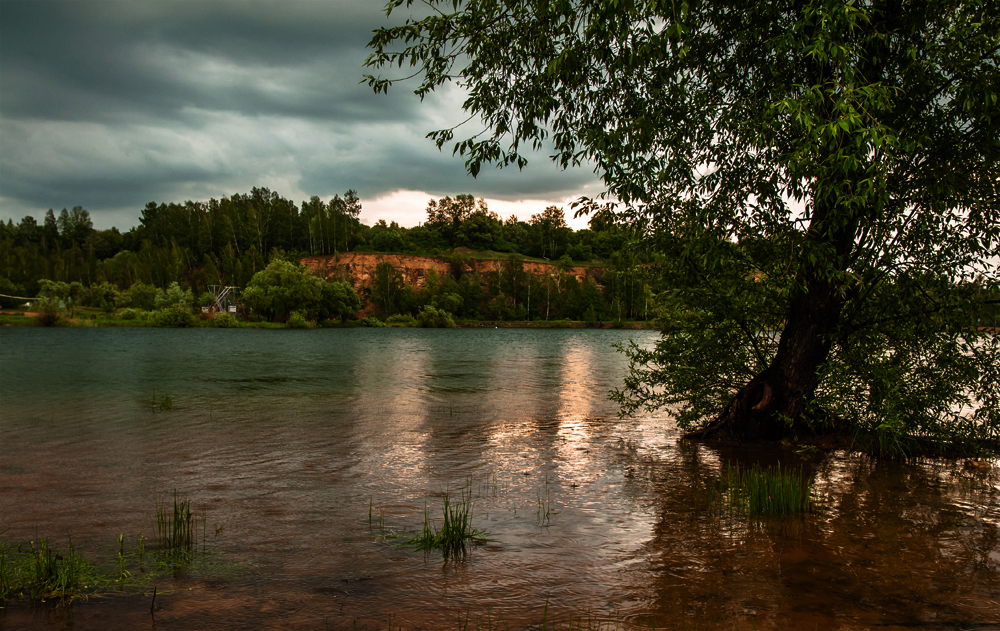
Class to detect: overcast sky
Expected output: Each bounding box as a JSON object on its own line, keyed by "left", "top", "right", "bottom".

{"left": 0, "top": 0, "right": 604, "bottom": 231}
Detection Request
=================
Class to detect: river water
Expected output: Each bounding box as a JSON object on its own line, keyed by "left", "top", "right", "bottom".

{"left": 0, "top": 327, "right": 998, "bottom": 630}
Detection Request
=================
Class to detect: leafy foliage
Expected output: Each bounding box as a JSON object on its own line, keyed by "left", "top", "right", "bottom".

{"left": 367, "top": 0, "right": 1000, "bottom": 449}
{"left": 153, "top": 305, "right": 193, "bottom": 328}
{"left": 154, "top": 282, "right": 194, "bottom": 310}
{"left": 241, "top": 259, "right": 359, "bottom": 323}
{"left": 211, "top": 312, "right": 240, "bottom": 328}
{"left": 417, "top": 305, "right": 458, "bottom": 328}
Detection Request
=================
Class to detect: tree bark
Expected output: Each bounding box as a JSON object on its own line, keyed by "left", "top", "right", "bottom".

{"left": 687, "top": 197, "right": 857, "bottom": 441}
{"left": 686, "top": 272, "right": 843, "bottom": 440}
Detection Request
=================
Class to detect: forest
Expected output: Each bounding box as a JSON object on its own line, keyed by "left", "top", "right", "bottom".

{"left": 0, "top": 188, "right": 659, "bottom": 324}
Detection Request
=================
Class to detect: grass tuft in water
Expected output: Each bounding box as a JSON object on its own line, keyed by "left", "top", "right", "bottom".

{"left": 701, "top": 463, "right": 815, "bottom": 517}
{"left": 537, "top": 472, "right": 556, "bottom": 525}
{"left": 1, "top": 503, "right": 242, "bottom": 606}
{"left": 405, "top": 488, "right": 489, "bottom": 559}
{"left": 367, "top": 497, "right": 398, "bottom": 542}
{"left": 0, "top": 533, "right": 99, "bottom": 603}
{"left": 157, "top": 490, "right": 195, "bottom": 551}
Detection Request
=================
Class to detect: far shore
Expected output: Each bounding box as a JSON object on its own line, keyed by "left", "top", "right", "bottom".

{"left": 0, "top": 309, "right": 654, "bottom": 330}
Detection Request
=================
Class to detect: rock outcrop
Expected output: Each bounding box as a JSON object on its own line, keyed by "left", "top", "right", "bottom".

{"left": 300, "top": 252, "right": 603, "bottom": 314}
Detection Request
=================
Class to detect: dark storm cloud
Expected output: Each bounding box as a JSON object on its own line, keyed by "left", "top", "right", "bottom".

{"left": 1, "top": 1, "right": 404, "bottom": 123}
{"left": 0, "top": 0, "right": 600, "bottom": 229}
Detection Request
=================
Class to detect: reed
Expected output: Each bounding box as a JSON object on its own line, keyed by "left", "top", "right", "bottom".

{"left": 150, "top": 384, "right": 172, "bottom": 411}
{"left": 474, "top": 472, "right": 502, "bottom": 498}
{"left": 157, "top": 491, "right": 195, "bottom": 551}
{"left": 405, "top": 488, "right": 489, "bottom": 559}
{"left": 0, "top": 534, "right": 96, "bottom": 602}
{"left": 116, "top": 532, "right": 130, "bottom": 582}
{"left": 537, "top": 493, "right": 552, "bottom": 525}
{"left": 537, "top": 472, "right": 555, "bottom": 525}
{"left": 0, "top": 525, "right": 238, "bottom": 605}
{"left": 701, "top": 463, "right": 814, "bottom": 517}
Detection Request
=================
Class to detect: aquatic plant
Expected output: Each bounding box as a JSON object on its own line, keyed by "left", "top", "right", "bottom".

{"left": 150, "top": 385, "right": 172, "bottom": 411}
{"left": 0, "top": 534, "right": 96, "bottom": 602}
{"left": 705, "top": 463, "right": 815, "bottom": 516}
{"left": 367, "top": 498, "right": 398, "bottom": 542}
{"left": 405, "top": 489, "right": 489, "bottom": 559}
{"left": 157, "top": 491, "right": 195, "bottom": 551}
{"left": 537, "top": 473, "right": 555, "bottom": 525}
{"left": 0, "top": 518, "right": 242, "bottom": 605}
{"left": 474, "top": 472, "right": 502, "bottom": 498}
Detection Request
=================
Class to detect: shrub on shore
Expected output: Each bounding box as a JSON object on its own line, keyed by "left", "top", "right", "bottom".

{"left": 154, "top": 305, "right": 193, "bottom": 328}
{"left": 211, "top": 312, "right": 240, "bottom": 328}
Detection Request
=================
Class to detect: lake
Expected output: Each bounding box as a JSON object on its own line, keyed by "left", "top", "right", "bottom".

{"left": 1, "top": 327, "right": 998, "bottom": 630}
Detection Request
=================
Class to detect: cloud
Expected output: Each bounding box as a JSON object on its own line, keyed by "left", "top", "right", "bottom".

{"left": 0, "top": 0, "right": 603, "bottom": 230}
{"left": 361, "top": 187, "right": 604, "bottom": 232}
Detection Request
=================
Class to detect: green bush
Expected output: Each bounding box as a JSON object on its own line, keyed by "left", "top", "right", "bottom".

{"left": 118, "top": 307, "right": 145, "bottom": 321}
{"left": 385, "top": 314, "right": 417, "bottom": 326}
{"left": 126, "top": 282, "right": 157, "bottom": 311}
{"left": 154, "top": 305, "right": 193, "bottom": 328}
{"left": 417, "top": 305, "right": 457, "bottom": 328}
{"left": 212, "top": 312, "right": 240, "bottom": 328}
{"left": 358, "top": 316, "right": 387, "bottom": 327}
{"left": 31, "top": 296, "right": 64, "bottom": 327}
{"left": 154, "top": 282, "right": 194, "bottom": 310}
{"left": 286, "top": 311, "right": 314, "bottom": 329}
{"left": 90, "top": 281, "right": 122, "bottom": 314}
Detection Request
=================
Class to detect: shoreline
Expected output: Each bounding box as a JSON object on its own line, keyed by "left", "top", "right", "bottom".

{"left": 0, "top": 311, "right": 655, "bottom": 330}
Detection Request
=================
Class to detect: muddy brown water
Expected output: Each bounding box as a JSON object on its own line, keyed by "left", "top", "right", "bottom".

{"left": 0, "top": 327, "right": 997, "bottom": 630}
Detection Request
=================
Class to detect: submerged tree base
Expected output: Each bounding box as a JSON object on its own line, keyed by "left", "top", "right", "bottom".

{"left": 683, "top": 413, "right": 1000, "bottom": 460}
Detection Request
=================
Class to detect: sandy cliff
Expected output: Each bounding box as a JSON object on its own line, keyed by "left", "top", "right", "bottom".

{"left": 300, "top": 252, "right": 603, "bottom": 314}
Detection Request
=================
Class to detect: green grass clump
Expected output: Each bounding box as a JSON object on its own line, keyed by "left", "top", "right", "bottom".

{"left": 1, "top": 496, "right": 239, "bottom": 605}
{"left": 0, "top": 535, "right": 97, "bottom": 602}
{"left": 703, "top": 463, "right": 815, "bottom": 516}
{"left": 405, "top": 489, "right": 489, "bottom": 559}
{"left": 157, "top": 491, "right": 195, "bottom": 551}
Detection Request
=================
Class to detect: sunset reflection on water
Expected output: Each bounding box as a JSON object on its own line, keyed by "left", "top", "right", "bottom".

{"left": 0, "top": 327, "right": 997, "bottom": 630}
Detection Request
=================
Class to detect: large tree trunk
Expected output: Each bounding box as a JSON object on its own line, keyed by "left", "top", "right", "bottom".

{"left": 687, "top": 274, "right": 843, "bottom": 440}
{"left": 687, "top": 198, "right": 857, "bottom": 441}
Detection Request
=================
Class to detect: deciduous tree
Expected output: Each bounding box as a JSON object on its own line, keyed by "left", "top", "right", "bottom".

{"left": 367, "top": 0, "right": 1000, "bottom": 450}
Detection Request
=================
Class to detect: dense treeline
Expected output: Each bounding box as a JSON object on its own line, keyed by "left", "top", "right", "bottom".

{"left": 0, "top": 188, "right": 660, "bottom": 323}
{"left": 0, "top": 187, "right": 364, "bottom": 297}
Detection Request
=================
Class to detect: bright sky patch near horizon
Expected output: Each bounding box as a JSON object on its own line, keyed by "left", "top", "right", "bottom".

{"left": 0, "top": 0, "right": 604, "bottom": 232}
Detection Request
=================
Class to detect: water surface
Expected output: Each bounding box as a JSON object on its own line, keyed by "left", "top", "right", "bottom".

{"left": 1, "top": 327, "right": 998, "bottom": 629}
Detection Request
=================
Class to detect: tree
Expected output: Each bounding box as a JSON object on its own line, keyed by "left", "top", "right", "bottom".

{"left": 90, "top": 281, "right": 122, "bottom": 314}
{"left": 425, "top": 194, "right": 489, "bottom": 244}
{"left": 529, "top": 206, "right": 568, "bottom": 259}
{"left": 42, "top": 210, "right": 59, "bottom": 253}
{"left": 343, "top": 189, "right": 363, "bottom": 252}
{"left": 241, "top": 259, "right": 356, "bottom": 322}
{"left": 37, "top": 279, "right": 85, "bottom": 318}
{"left": 320, "top": 279, "right": 362, "bottom": 322}
{"left": 370, "top": 261, "right": 406, "bottom": 316}
{"left": 154, "top": 282, "right": 194, "bottom": 311}
{"left": 126, "top": 281, "right": 158, "bottom": 311}
{"left": 367, "top": 1, "right": 1000, "bottom": 450}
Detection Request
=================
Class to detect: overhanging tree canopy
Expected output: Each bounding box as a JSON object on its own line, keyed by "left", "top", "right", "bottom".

{"left": 366, "top": 0, "right": 1000, "bottom": 450}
